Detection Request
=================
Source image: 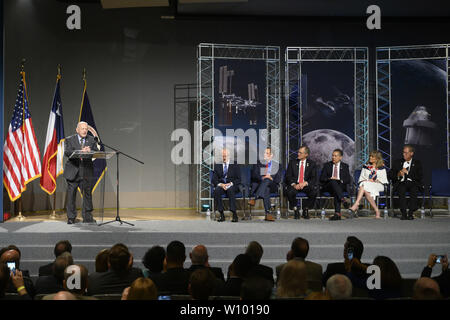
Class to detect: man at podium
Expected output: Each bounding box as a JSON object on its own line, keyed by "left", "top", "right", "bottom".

{"left": 63, "top": 121, "right": 99, "bottom": 224}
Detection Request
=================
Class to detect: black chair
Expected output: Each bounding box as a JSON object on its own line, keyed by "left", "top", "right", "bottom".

{"left": 247, "top": 169, "right": 285, "bottom": 220}
{"left": 429, "top": 169, "right": 450, "bottom": 217}
{"left": 210, "top": 170, "right": 247, "bottom": 220}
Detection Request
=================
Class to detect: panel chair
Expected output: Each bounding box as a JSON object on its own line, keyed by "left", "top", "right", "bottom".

{"left": 429, "top": 169, "right": 450, "bottom": 217}
{"left": 210, "top": 169, "right": 248, "bottom": 221}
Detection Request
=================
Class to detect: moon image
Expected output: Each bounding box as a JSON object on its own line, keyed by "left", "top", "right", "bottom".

{"left": 302, "top": 129, "right": 355, "bottom": 173}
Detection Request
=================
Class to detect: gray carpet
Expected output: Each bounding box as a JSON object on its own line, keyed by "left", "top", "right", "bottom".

{"left": 1, "top": 216, "right": 449, "bottom": 280}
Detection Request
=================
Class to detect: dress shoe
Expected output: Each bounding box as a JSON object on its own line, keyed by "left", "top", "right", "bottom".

{"left": 265, "top": 213, "right": 275, "bottom": 221}
{"left": 231, "top": 213, "right": 239, "bottom": 223}
{"left": 329, "top": 214, "right": 341, "bottom": 221}
{"left": 302, "top": 209, "right": 310, "bottom": 220}
{"left": 407, "top": 214, "right": 414, "bottom": 220}
{"left": 83, "top": 219, "right": 97, "bottom": 224}
{"left": 217, "top": 212, "right": 225, "bottom": 222}
{"left": 67, "top": 219, "right": 75, "bottom": 225}
{"left": 248, "top": 199, "right": 256, "bottom": 206}
{"left": 294, "top": 209, "right": 300, "bottom": 219}
{"left": 400, "top": 215, "right": 407, "bottom": 220}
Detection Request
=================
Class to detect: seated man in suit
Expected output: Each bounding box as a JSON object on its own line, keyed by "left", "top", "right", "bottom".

{"left": 276, "top": 237, "right": 322, "bottom": 288}
{"left": 35, "top": 252, "right": 73, "bottom": 295}
{"left": 322, "top": 236, "right": 365, "bottom": 287}
{"left": 187, "top": 245, "right": 225, "bottom": 282}
{"left": 151, "top": 241, "right": 191, "bottom": 295}
{"left": 245, "top": 241, "right": 274, "bottom": 287}
{"left": 39, "top": 240, "right": 72, "bottom": 277}
{"left": 248, "top": 147, "right": 282, "bottom": 221}
{"left": 285, "top": 146, "right": 317, "bottom": 219}
{"left": 88, "top": 244, "right": 143, "bottom": 295}
{"left": 220, "top": 254, "right": 253, "bottom": 297}
{"left": 320, "top": 149, "right": 351, "bottom": 221}
{"left": 212, "top": 148, "right": 241, "bottom": 222}
{"left": 389, "top": 144, "right": 423, "bottom": 220}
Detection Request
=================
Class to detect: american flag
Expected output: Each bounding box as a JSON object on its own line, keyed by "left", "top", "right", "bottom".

{"left": 3, "top": 72, "right": 42, "bottom": 201}
{"left": 40, "top": 74, "right": 65, "bottom": 195}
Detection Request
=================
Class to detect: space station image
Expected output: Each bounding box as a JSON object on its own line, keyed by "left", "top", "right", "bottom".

{"left": 217, "top": 65, "right": 261, "bottom": 126}
{"left": 403, "top": 106, "right": 437, "bottom": 146}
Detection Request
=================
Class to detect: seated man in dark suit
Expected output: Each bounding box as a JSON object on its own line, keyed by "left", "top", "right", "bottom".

{"left": 220, "top": 254, "right": 253, "bottom": 297}
{"left": 248, "top": 147, "right": 282, "bottom": 221}
{"left": 151, "top": 241, "right": 191, "bottom": 295}
{"left": 245, "top": 241, "right": 274, "bottom": 287}
{"left": 320, "top": 149, "right": 351, "bottom": 221}
{"left": 187, "top": 245, "right": 225, "bottom": 282}
{"left": 322, "top": 236, "right": 365, "bottom": 287}
{"left": 188, "top": 268, "right": 218, "bottom": 300}
{"left": 87, "top": 243, "right": 143, "bottom": 295}
{"left": 35, "top": 252, "right": 73, "bottom": 295}
{"left": 285, "top": 146, "right": 317, "bottom": 219}
{"left": 389, "top": 144, "right": 423, "bottom": 220}
{"left": 39, "top": 240, "right": 72, "bottom": 277}
{"left": 212, "top": 148, "right": 241, "bottom": 222}
{"left": 0, "top": 245, "right": 35, "bottom": 298}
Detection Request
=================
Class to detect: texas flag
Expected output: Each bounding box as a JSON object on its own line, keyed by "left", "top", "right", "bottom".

{"left": 40, "top": 74, "right": 65, "bottom": 194}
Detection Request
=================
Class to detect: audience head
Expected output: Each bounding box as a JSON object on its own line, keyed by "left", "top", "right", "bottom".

{"left": 297, "top": 146, "right": 310, "bottom": 161}
{"left": 108, "top": 243, "right": 132, "bottom": 275}
{"left": 403, "top": 144, "right": 415, "bottom": 161}
{"left": 230, "top": 254, "right": 253, "bottom": 279}
{"left": 166, "top": 241, "right": 186, "bottom": 267}
{"left": 240, "top": 277, "right": 272, "bottom": 300}
{"left": 63, "top": 264, "right": 89, "bottom": 295}
{"left": 291, "top": 237, "right": 309, "bottom": 259}
{"left": 277, "top": 260, "right": 307, "bottom": 298}
{"left": 142, "top": 246, "right": 166, "bottom": 272}
{"left": 95, "top": 249, "right": 110, "bottom": 273}
{"left": 0, "top": 263, "right": 10, "bottom": 297}
{"left": 0, "top": 245, "right": 21, "bottom": 268}
{"left": 245, "top": 241, "right": 263, "bottom": 265}
{"left": 126, "top": 277, "right": 157, "bottom": 300}
{"left": 413, "top": 277, "right": 442, "bottom": 300}
{"left": 53, "top": 291, "right": 77, "bottom": 300}
{"left": 326, "top": 274, "right": 352, "bottom": 300}
{"left": 345, "top": 236, "right": 364, "bottom": 260}
{"left": 54, "top": 240, "right": 72, "bottom": 258}
{"left": 189, "top": 268, "right": 216, "bottom": 300}
{"left": 372, "top": 256, "right": 402, "bottom": 291}
{"left": 368, "top": 150, "right": 384, "bottom": 168}
{"left": 190, "top": 245, "right": 209, "bottom": 266}
{"left": 53, "top": 252, "right": 74, "bottom": 282}
{"left": 332, "top": 149, "right": 343, "bottom": 164}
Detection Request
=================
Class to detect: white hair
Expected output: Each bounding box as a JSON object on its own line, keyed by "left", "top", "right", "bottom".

{"left": 326, "top": 274, "right": 352, "bottom": 300}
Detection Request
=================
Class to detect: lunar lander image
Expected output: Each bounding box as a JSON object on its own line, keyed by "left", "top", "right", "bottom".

{"left": 403, "top": 106, "right": 437, "bottom": 146}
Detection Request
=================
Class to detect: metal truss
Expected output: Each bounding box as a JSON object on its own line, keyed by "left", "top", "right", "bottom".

{"left": 285, "top": 47, "right": 369, "bottom": 169}
{"left": 197, "top": 44, "right": 281, "bottom": 212}
{"left": 376, "top": 44, "right": 450, "bottom": 169}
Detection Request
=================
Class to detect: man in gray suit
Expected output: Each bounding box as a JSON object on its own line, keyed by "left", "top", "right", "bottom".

{"left": 64, "top": 121, "right": 99, "bottom": 224}
{"left": 276, "top": 237, "right": 323, "bottom": 291}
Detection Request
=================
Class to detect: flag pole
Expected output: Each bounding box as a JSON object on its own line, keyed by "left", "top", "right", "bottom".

{"left": 17, "top": 59, "right": 26, "bottom": 222}
{"left": 49, "top": 65, "right": 62, "bottom": 220}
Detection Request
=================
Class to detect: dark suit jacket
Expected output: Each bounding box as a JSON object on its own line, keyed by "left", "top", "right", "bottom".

{"left": 38, "top": 262, "right": 54, "bottom": 277}
{"left": 248, "top": 264, "right": 274, "bottom": 286}
{"left": 87, "top": 268, "right": 143, "bottom": 295}
{"left": 212, "top": 163, "right": 241, "bottom": 188}
{"left": 151, "top": 267, "right": 191, "bottom": 295}
{"left": 219, "top": 277, "right": 243, "bottom": 297}
{"left": 285, "top": 158, "right": 317, "bottom": 187}
{"left": 35, "top": 275, "right": 64, "bottom": 295}
{"left": 320, "top": 161, "right": 351, "bottom": 186}
{"left": 63, "top": 134, "right": 99, "bottom": 181}
{"left": 250, "top": 161, "right": 282, "bottom": 185}
{"left": 187, "top": 265, "right": 225, "bottom": 282}
{"left": 389, "top": 158, "right": 423, "bottom": 188}
{"left": 322, "top": 261, "right": 371, "bottom": 287}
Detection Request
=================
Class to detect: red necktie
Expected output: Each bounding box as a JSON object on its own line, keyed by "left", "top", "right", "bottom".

{"left": 298, "top": 161, "right": 304, "bottom": 183}
{"left": 333, "top": 164, "right": 338, "bottom": 179}
{"left": 264, "top": 163, "right": 268, "bottom": 176}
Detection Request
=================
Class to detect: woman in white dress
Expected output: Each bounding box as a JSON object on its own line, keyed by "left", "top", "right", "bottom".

{"left": 349, "top": 150, "right": 388, "bottom": 219}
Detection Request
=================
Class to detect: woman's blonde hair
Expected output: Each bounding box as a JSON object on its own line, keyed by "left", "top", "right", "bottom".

{"left": 127, "top": 277, "right": 158, "bottom": 300}
{"left": 276, "top": 260, "right": 307, "bottom": 298}
{"left": 368, "top": 150, "right": 384, "bottom": 169}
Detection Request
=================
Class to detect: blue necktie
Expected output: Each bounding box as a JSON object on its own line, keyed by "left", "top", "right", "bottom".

{"left": 223, "top": 164, "right": 228, "bottom": 182}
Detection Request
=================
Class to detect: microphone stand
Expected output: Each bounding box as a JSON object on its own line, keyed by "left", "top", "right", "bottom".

{"left": 96, "top": 138, "right": 144, "bottom": 227}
